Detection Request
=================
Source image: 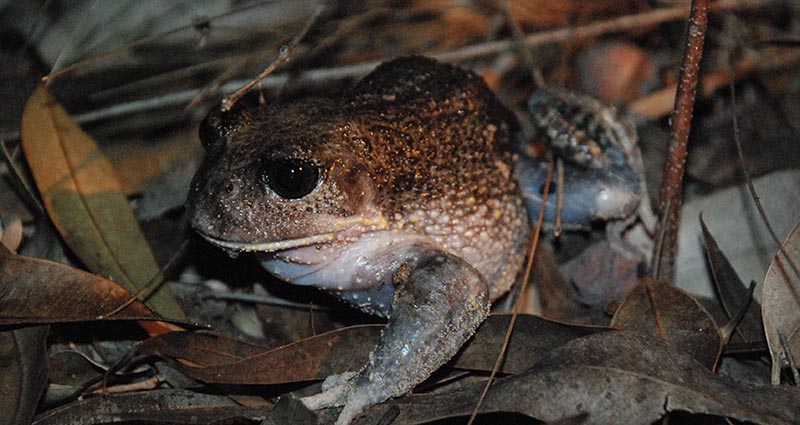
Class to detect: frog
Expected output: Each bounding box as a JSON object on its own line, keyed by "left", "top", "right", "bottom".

{"left": 186, "top": 55, "right": 645, "bottom": 424}
{"left": 186, "top": 56, "right": 641, "bottom": 424}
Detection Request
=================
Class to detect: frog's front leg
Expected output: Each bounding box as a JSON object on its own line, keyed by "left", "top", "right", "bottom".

{"left": 301, "top": 250, "right": 490, "bottom": 424}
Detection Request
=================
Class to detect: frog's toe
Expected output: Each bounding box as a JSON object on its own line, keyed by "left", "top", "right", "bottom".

{"left": 306, "top": 250, "right": 490, "bottom": 424}
{"left": 300, "top": 371, "right": 357, "bottom": 410}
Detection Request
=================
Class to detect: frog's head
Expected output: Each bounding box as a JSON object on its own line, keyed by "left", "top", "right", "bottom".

{"left": 186, "top": 93, "right": 385, "bottom": 254}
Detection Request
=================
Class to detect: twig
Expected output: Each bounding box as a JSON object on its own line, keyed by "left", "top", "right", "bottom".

{"left": 651, "top": 0, "right": 711, "bottom": 282}
{"left": 499, "top": 0, "right": 546, "bottom": 89}
{"left": 726, "top": 52, "right": 800, "bottom": 283}
{"left": 0, "top": 139, "right": 47, "bottom": 217}
{"left": 778, "top": 330, "right": 800, "bottom": 385}
{"left": 221, "top": 4, "right": 327, "bottom": 111}
{"left": 719, "top": 281, "right": 756, "bottom": 344}
{"left": 98, "top": 239, "right": 188, "bottom": 321}
{"left": 203, "top": 291, "right": 329, "bottom": 311}
{"left": 554, "top": 157, "right": 565, "bottom": 237}
{"left": 467, "top": 157, "right": 555, "bottom": 425}
{"left": 437, "top": 0, "right": 758, "bottom": 65}
{"left": 629, "top": 48, "right": 800, "bottom": 119}
{"left": 0, "top": 0, "right": 762, "bottom": 144}
{"left": 91, "top": 375, "right": 163, "bottom": 394}
{"left": 43, "top": 1, "right": 276, "bottom": 82}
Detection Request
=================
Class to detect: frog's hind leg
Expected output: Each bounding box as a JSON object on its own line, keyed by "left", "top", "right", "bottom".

{"left": 301, "top": 251, "right": 490, "bottom": 424}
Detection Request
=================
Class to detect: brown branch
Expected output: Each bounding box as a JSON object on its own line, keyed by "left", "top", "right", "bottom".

{"left": 651, "top": 0, "right": 711, "bottom": 282}
{"left": 221, "top": 4, "right": 327, "bottom": 111}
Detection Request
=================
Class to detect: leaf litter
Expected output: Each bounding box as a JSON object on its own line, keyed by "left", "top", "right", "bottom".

{"left": 0, "top": 1, "right": 799, "bottom": 424}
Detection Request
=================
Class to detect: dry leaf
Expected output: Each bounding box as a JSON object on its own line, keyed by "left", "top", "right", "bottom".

{"left": 452, "top": 314, "right": 609, "bottom": 374}
{"left": 355, "top": 332, "right": 800, "bottom": 425}
{"left": 133, "top": 315, "right": 607, "bottom": 386}
{"left": 611, "top": 278, "right": 722, "bottom": 369}
{"left": 700, "top": 214, "right": 764, "bottom": 343}
{"left": 0, "top": 215, "right": 23, "bottom": 253}
{"left": 19, "top": 84, "right": 185, "bottom": 320}
{"left": 31, "top": 389, "right": 271, "bottom": 425}
{"left": 0, "top": 327, "right": 48, "bottom": 425}
{"left": 137, "top": 326, "right": 381, "bottom": 385}
{"left": 762, "top": 218, "right": 800, "bottom": 384}
{"left": 0, "top": 246, "right": 160, "bottom": 324}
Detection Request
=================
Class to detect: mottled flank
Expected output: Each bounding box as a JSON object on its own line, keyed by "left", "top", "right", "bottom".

{"left": 528, "top": 87, "right": 637, "bottom": 172}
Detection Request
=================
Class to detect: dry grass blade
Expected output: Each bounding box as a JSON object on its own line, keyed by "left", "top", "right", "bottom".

{"left": 727, "top": 53, "right": 800, "bottom": 289}
{"left": 467, "top": 157, "right": 555, "bottom": 425}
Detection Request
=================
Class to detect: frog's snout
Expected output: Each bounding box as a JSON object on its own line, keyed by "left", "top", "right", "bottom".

{"left": 186, "top": 169, "right": 251, "bottom": 242}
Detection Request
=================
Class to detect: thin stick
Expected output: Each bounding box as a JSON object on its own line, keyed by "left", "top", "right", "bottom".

{"left": 98, "top": 239, "right": 188, "bottom": 320}
{"left": 499, "top": 0, "right": 547, "bottom": 89}
{"left": 651, "top": 0, "right": 711, "bottom": 282}
{"left": 221, "top": 5, "right": 326, "bottom": 111}
{"left": 778, "top": 330, "right": 800, "bottom": 385}
{"left": 0, "top": 140, "right": 46, "bottom": 217}
{"left": 719, "top": 281, "right": 756, "bottom": 344}
{"left": 43, "top": 1, "right": 274, "bottom": 82}
{"left": 0, "top": 0, "right": 759, "bottom": 142}
{"left": 726, "top": 53, "right": 800, "bottom": 282}
{"left": 467, "top": 157, "right": 555, "bottom": 425}
{"left": 554, "top": 157, "right": 565, "bottom": 237}
{"left": 204, "top": 291, "right": 329, "bottom": 311}
{"left": 630, "top": 49, "right": 800, "bottom": 119}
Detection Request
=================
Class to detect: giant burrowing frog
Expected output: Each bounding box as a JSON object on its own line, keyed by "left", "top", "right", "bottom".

{"left": 186, "top": 56, "right": 643, "bottom": 424}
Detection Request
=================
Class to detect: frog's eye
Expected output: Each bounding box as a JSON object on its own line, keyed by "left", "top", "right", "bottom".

{"left": 199, "top": 93, "right": 261, "bottom": 155}
{"left": 198, "top": 108, "right": 226, "bottom": 154}
{"left": 262, "top": 158, "right": 320, "bottom": 199}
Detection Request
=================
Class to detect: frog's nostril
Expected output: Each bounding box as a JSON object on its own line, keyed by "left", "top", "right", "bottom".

{"left": 224, "top": 182, "right": 235, "bottom": 193}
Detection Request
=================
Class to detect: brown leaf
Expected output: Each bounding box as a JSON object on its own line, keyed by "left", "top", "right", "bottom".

{"left": 0, "top": 215, "right": 23, "bottom": 253}
{"left": 534, "top": 242, "right": 596, "bottom": 322}
{"left": 452, "top": 314, "right": 609, "bottom": 374}
{"left": 19, "top": 84, "right": 185, "bottom": 320}
{"left": 31, "top": 389, "right": 271, "bottom": 425}
{"left": 138, "top": 326, "right": 381, "bottom": 385}
{"left": 134, "top": 330, "right": 276, "bottom": 366}
{"left": 565, "top": 240, "right": 639, "bottom": 308}
{"left": 47, "top": 351, "right": 106, "bottom": 387}
{"left": 0, "top": 246, "right": 160, "bottom": 323}
{"left": 134, "top": 315, "right": 608, "bottom": 386}
{"left": 611, "top": 278, "right": 722, "bottom": 369}
{"left": 762, "top": 218, "right": 800, "bottom": 384}
{"left": 700, "top": 214, "right": 765, "bottom": 343}
{"left": 355, "top": 332, "right": 800, "bottom": 425}
{"left": 0, "top": 327, "right": 48, "bottom": 425}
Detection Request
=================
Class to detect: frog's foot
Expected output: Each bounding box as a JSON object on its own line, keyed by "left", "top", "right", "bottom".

{"left": 606, "top": 218, "right": 645, "bottom": 261}
{"left": 301, "top": 251, "right": 490, "bottom": 425}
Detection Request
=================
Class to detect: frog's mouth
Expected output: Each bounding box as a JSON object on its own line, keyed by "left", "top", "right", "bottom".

{"left": 196, "top": 232, "right": 337, "bottom": 254}
{"left": 194, "top": 214, "right": 390, "bottom": 255}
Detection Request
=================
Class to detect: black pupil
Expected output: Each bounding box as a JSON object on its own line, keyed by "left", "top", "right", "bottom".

{"left": 264, "top": 158, "right": 319, "bottom": 199}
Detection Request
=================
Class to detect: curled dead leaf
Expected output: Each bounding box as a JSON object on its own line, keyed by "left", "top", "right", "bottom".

{"left": 611, "top": 278, "right": 722, "bottom": 369}
{"left": 762, "top": 218, "right": 800, "bottom": 384}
